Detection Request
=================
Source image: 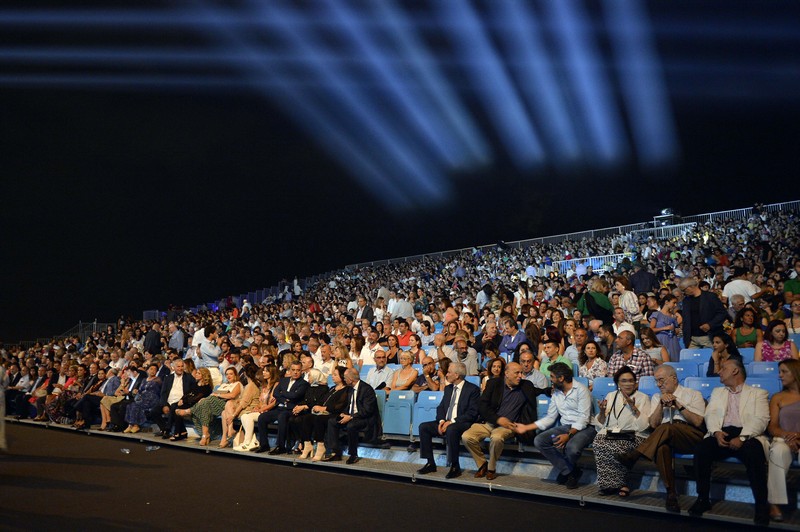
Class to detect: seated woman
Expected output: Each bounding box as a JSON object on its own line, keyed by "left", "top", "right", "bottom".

{"left": 167, "top": 368, "right": 213, "bottom": 441}
{"left": 176, "top": 367, "right": 241, "bottom": 446}
{"left": 45, "top": 364, "right": 85, "bottom": 424}
{"left": 481, "top": 357, "right": 505, "bottom": 393}
{"left": 407, "top": 334, "right": 425, "bottom": 364}
{"left": 308, "top": 366, "right": 351, "bottom": 461}
{"left": 592, "top": 366, "right": 651, "bottom": 497}
{"left": 123, "top": 364, "right": 162, "bottom": 434}
{"left": 388, "top": 352, "right": 418, "bottom": 392}
{"left": 419, "top": 320, "right": 435, "bottom": 347}
{"left": 288, "top": 368, "right": 330, "bottom": 459}
{"left": 785, "top": 300, "right": 800, "bottom": 336}
{"left": 578, "top": 340, "right": 608, "bottom": 391}
{"left": 385, "top": 335, "right": 401, "bottom": 365}
{"left": 756, "top": 320, "right": 800, "bottom": 362}
{"left": 639, "top": 328, "right": 670, "bottom": 366}
{"left": 767, "top": 359, "right": 800, "bottom": 522}
{"left": 220, "top": 364, "right": 260, "bottom": 448}
{"left": 732, "top": 307, "right": 763, "bottom": 349}
{"left": 234, "top": 365, "right": 279, "bottom": 452}
{"left": 99, "top": 369, "right": 132, "bottom": 430}
{"left": 707, "top": 333, "right": 743, "bottom": 377}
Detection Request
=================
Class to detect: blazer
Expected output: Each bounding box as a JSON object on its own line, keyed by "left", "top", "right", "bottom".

{"left": 681, "top": 292, "right": 728, "bottom": 347}
{"left": 479, "top": 378, "right": 549, "bottom": 426}
{"left": 272, "top": 377, "right": 310, "bottom": 409}
{"left": 355, "top": 306, "right": 374, "bottom": 324}
{"left": 124, "top": 371, "right": 147, "bottom": 400}
{"left": 436, "top": 380, "right": 480, "bottom": 425}
{"left": 704, "top": 383, "right": 769, "bottom": 440}
{"left": 347, "top": 381, "right": 381, "bottom": 441}
{"left": 160, "top": 372, "right": 198, "bottom": 404}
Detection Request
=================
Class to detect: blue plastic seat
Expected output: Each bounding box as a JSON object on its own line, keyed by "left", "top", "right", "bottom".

{"left": 374, "top": 389, "right": 387, "bottom": 421}
{"left": 537, "top": 396, "right": 550, "bottom": 419}
{"left": 748, "top": 377, "right": 782, "bottom": 398}
{"left": 664, "top": 361, "right": 700, "bottom": 382}
{"left": 573, "top": 376, "right": 589, "bottom": 388}
{"left": 739, "top": 348, "right": 755, "bottom": 364}
{"left": 683, "top": 376, "right": 721, "bottom": 400}
{"left": 750, "top": 362, "right": 779, "bottom": 377}
{"left": 360, "top": 364, "right": 375, "bottom": 380}
{"left": 465, "top": 375, "right": 480, "bottom": 387}
{"left": 592, "top": 377, "right": 616, "bottom": 400}
{"left": 411, "top": 391, "right": 443, "bottom": 437}
{"left": 638, "top": 376, "right": 659, "bottom": 397}
{"left": 383, "top": 390, "right": 415, "bottom": 438}
{"left": 679, "top": 348, "right": 713, "bottom": 364}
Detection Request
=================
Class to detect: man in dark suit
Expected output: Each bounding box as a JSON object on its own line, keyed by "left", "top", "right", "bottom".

{"left": 354, "top": 296, "right": 374, "bottom": 324}
{"left": 109, "top": 365, "right": 147, "bottom": 431}
{"left": 325, "top": 368, "right": 379, "bottom": 464}
{"left": 151, "top": 359, "right": 196, "bottom": 438}
{"left": 679, "top": 277, "right": 728, "bottom": 348}
{"left": 143, "top": 322, "right": 162, "bottom": 356}
{"left": 416, "top": 361, "right": 480, "bottom": 479}
{"left": 255, "top": 361, "right": 309, "bottom": 454}
{"left": 462, "top": 362, "right": 549, "bottom": 480}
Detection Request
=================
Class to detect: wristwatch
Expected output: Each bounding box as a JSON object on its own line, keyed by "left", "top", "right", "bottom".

{"left": 739, "top": 435, "right": 750, "bottom": 442}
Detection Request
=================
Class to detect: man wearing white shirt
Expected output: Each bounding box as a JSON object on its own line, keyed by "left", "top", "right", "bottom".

{"left": 314, "top": 344, "right": 335, "bottom": 378}
{"left": 359, "top": 328, "right": 382, "bottom": 367}
{"left": 523, "top": 363, "right": 595, "bottom": 489}
{"left": 364, "top": 352, "right": 394, "bottom": 391}
{"left": 615, "top": 364, "right": 705, "bottom": 513}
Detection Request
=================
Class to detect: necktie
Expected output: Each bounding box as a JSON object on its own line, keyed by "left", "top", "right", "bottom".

{"left": 349, "top": 388, "right": 356, "bottom": 415}
{"left": 445, "top": 385, "right": 460, "bottom": 421}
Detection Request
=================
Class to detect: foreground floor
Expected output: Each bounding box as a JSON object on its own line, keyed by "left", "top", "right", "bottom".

{"left": 0, "top": 421, "right": 790, "bottom": 531}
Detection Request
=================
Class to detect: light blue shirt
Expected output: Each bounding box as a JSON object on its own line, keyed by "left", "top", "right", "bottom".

{"left": 196, "top": 340, "right": 221, "bottom": 368}
{"left": 537, "top": 380, "right": 592, "bottom": 431}
{"left": 563, "top": 345, "right": 581, "bottom": 366}
{"left": 365, "top": 366, "right": 394, "bottom": 391}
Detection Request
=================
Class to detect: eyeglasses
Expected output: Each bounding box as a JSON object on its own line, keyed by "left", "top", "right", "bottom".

{"left": 655, "top": 376, "right": 674, "bottom": 385}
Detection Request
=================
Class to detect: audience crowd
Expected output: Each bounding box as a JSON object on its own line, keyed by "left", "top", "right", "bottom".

{"left": 2, "top": 203, "right": 800, "bottom": 524}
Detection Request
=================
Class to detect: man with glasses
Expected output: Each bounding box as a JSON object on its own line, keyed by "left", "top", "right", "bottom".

{"left": 615, "top": 364, "right": 705, "bottom": 512}
{"left": 411, "top": 356, "right": 440, "bottom": 393}
{"left": 364, "top": 351, "right": 394, "bottom": 391}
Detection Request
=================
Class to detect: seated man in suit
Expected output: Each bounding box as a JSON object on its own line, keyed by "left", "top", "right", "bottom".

{"left": 324, "top": 368, "right": 379, "bottom": 464}
{"left": 417, "top": 361, "right": 480, "bottom": 479}
{"left": 108, "top": 365, "right": 147, "bottom": 431}
{"left": 151, "top": 359, "right": 197, "bottom": 438}
{"left": 689, "top": 358, "right": 770, "bottom": 525}
{"left": 462, "top": 362, "right": 548, "bottom": 481}
{"left": 255, "top": 361, "right": 309, "bottom": 454}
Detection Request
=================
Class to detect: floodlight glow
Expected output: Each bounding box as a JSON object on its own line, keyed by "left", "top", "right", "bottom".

{"left": 493, "top": 0, "right": 581, "bottom": 162}
{"left": 436, "top": 0, "right": 544, "bottom": 168}
{"left": 603, "top": 0, "right": 678, "bottom": 166}
{"left": 544, "top": 0, "right": 626, "bottom": 164}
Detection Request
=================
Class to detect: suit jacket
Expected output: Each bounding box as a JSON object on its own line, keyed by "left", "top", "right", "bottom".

{"left": 681, "top": 292, "right": 728, "bottom": 347}
{"left": 156, "top": 365, "right": 171, "bottom": 382}
{"left": 272, "top": 377, "right": 309, "bottom": 409}
{"left": 704, "top": 383, "right": 769, "bottom": 440}
{"left": 143, "top": 329, "right": 161, "bottom": 355}
{"left": 479, "top": 378, "right": 548, "bottom": 426}
{"left": 124, "top": 371, "right": 147, "bottom": 400}
{"left": 436, "top": 380, "right": 480, "bottom": 425}
{"left": 160, "top": 372, "right": 197, "bottom": 404}
{"left": 356, "top": 305, "right": 374, "bottom": 324}
{"left": 347, "top": 380, "right": 381, "bottom": 441}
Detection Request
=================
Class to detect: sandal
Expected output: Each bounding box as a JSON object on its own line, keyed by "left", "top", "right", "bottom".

{"left": 618, "top": 487, "right": 631, "bottom": 498}
{"left": 170, "top": 432, "right": 187, "bottom": 442}
{"left": 199, "top": 435, "right": 210, "bottom": 446}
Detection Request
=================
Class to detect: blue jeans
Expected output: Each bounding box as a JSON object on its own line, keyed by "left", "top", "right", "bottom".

{"left": 534, "top": 425, "right": 597, "bottom": 476}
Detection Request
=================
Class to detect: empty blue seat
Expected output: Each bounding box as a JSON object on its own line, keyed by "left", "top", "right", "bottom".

{"left": 739, "top": 348, "right": 755, "bottom": 364}
{"left": 411, "top": 391, "right": 443, "bottom": 437}
{"left": 573, "top": 376, "right": 589, "bottom": 388}
{"left": 374, "top": 389, "right": 387, "bottom": 421}
{"left": 360, "top": 364, "right": 375, "bottom": 379}
{"left": 537, "top": 396, "right": 551, "bottom": 419}
{"left": 748, "top": 378, "right": 782, "bottom": 398}
{"left": 638, "top": 376, "right": 659, "bottom": 397}
{"left": 664, "top": 361, "right": 699, "bottom": 382}
{"left": 679, "top": 348, "right": 713, "bottom": 364}
{"left": 683, "top": 377, "right": 721, "bottom": 400}
{"left": 383, "top": 390, "right": 415, "bottom": 437}
{"left": 592, "top": 377, "right": 616, "bottom": 400}
{"left": 750, "top": 362, "right": 780, "bottom": 377}
{"left": 412, "top": 364, "right": 423, "bottom": 374}
{"left": 465, "top": 375, "right": 480, "bottom": 387}
{"left": 400, "top": 346, "right": 412, "bottom": 351}
{"left": 790, "top": 333, "right": 800, "bottom": 346}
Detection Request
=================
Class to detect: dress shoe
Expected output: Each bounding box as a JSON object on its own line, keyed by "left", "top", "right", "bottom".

{"left": 253, "top": 446, "right": 269, "bottom": 454}
{"left": 688, "top": 498, "right": 712, "bottom": 517}
{"left": 323, "top": 453, "right": 342, "bottom": 462}
{"left": 417, "top": 463, "right": 437, "bottom": 475}
{"left": 486, "top": 470, "right": 497, "bottom": 481}
{"left": 565, "top": 467, "right": 582, "bottom": 489}
{"left": 555, "top": 471, "right": 570, "bottom": 485}
{"left": 665, "top": 492, "right": 681, "bottom": 513}
{"left": 615, "top": 449, "right": 641, "bottom": 469}
{"left": 445, "top": 466, "right": 462, "bottom": 479}
{"left": 346, "top": 455, "right": 360, "bottom": 465}
{"left": 474, "top": 463, "right": 488, "bottom": 478}
{"left": 268, "top": 447, "right": 288, "bottom": 456}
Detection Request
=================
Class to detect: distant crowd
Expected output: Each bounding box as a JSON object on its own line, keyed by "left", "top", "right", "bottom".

{"left": 2, "top": 203, "right": 800, "bottom": 524}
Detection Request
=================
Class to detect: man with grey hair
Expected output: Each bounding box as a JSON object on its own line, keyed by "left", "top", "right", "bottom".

{"left": 728, "top": 294, "right": 746, "bottom": 321}
{"left": 325, "top": 368, "right": 379, "bottom": 464}
{"left": 679, "top": 277, "right": 728, "bottom": 348}
{"left": 616, "top": 364, "right": 706, "bottom": 512}
{"left": 416, "top": 361, "right": 480, "bottom": 479}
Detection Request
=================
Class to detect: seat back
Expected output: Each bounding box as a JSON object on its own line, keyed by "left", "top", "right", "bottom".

{"left": 683, "top": 377, "right": 721, "bottom": 400}
{"left": 679, "top": 348, "right": 713, "bottom": 364}
{"left": 411, "top": 391, "right": 443, "bottom": 437}
{"left": 382, "top": 390, "right": 415, "bottom": 437}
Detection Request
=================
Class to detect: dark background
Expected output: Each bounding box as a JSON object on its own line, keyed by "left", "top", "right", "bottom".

{"left": 1, "top": 0, "right": 799, "bottom": 342}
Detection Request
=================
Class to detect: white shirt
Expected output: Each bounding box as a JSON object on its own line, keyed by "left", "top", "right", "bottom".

{"left": 167, "top": 373, "right": 185, "bottom": 404}
{"left": 722, "top": 278, "right": 760, "bottom": 305}
{"left": 359, "top": 343, "right": 381, "bottom": 366}
{"left": 650, "top": 384, "right": 706, "bottom": 424}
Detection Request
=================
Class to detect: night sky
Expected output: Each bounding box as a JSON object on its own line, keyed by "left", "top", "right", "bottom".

{"left": 2, "top": 1, "right": 799, "bottom": 343}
